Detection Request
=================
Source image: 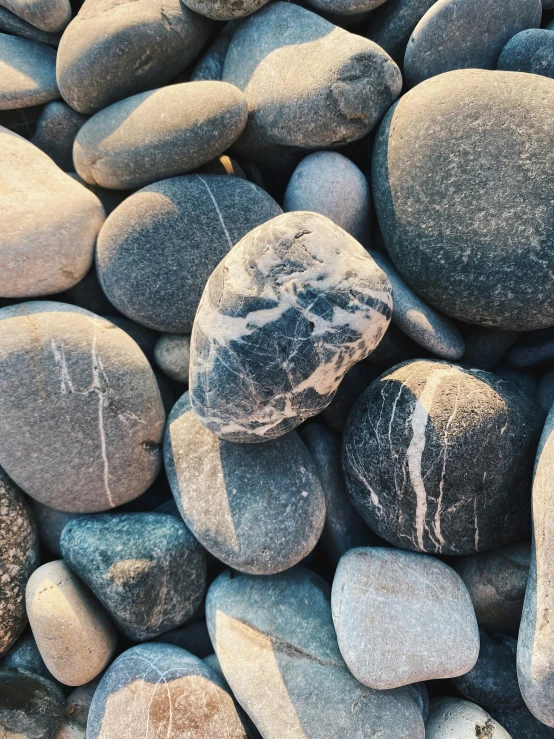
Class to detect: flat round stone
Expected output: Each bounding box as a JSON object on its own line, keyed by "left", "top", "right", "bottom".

{"left": 0, "top": 33, "right": 58, "bottom": 109}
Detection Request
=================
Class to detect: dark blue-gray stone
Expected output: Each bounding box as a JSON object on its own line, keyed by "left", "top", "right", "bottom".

{"left": 0, "top": 668, "right": 65, "bottom": 739}
{"left": 460, "top": 328, "right": 520, "bottom": 371}
{"left": 489, "top": 705, "right": 554, "bottom": 738}
{"left": 321, "top": 361, "right": 378, "bottom": 433}
{"left": 97, "top": 175, "right": 281, "bottom": 333}
{"left": 60, "top": 512, "right": 207, "bottom": 641}
{"left": 30, "top": 102, "right": 87, "bottom": 171}
{"left": 494, "top": 365, "right": 538, "bottom": 398}
{"left": 505, "top": 328, "right": 554, "bottom": 368}
{"left": 191, "top": 21, "right": 241, "bottom": 81}
{"left": 404, "top": 0, "right": 541, "bottom": 86}
{"left": 498, "top": 28, "right": 554, "bottom": 78}
{"left": 343, "top": 359, "right": 543, "bottom": 554}
{"left": 0, "top": 7, "right": 61, "bottom": 46}
{"left": 189, "top": 211, "right": 393, "bottom": 442}
{"left": 153, "top": 620, "right": 213, "bottom": 658}
{"left": 373, "top": 69, "right": 554, "bottom": 330}
{"left": 537, "top": 368, "right": 554, "bottom": 412}
{"left": 0, "top": 630, "right": 51, "bottom": 682}
{"left": 365, "top": 0, "right": 436, "bottom": 64}
{"left": 165, "top": 392, "right": 325, "bottom": 574}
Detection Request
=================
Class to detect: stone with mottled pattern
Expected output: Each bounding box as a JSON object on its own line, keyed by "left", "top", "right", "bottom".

{"left": 0, "top": 302, "right": 165, "bottom": 513}
{"left": 426, "top": 698, "right": 511, "bottom": 739}
{"left": 86, "top": 643, "right": 247, "bottom": 739}
{"left": 60, "top": 512, "right": 207, "bottom": 641}
{"left": 0, "top": 668, "right": 65, "bottom": 739}
{"left": 343, "top": 360, "right": 543, "bottom": 554}
{"left": 190, "top": 211, "right": 393, "bottom": 443}
{"left": 331, "top": 548, "right": 479, "bottom": 689}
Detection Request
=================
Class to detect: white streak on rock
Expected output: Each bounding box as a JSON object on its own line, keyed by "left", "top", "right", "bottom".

{"left": 50, "top": 340, "right": 75, "bottom": 394}
{"left": 90, "top": 320, "right": 114, "bottom": 508}
{"left": 195, "top": 175, "right": 233, "bottom": 250}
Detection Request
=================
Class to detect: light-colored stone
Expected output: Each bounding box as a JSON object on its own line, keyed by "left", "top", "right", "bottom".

{"left": 426, "top": 698, "right": 512, "bottom": 738}
{"left": 0, "top": 0, "right": 70, "bottom": 31}
{"left": 0, "top": 34, "right": 58, "bottom": 109}
{"left": 154, "top": 334, "right": 190, "bottom": 384}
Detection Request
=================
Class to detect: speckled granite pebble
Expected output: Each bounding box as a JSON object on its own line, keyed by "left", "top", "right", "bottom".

{"left": 426, "top": 698, "right": 511, "bottom": 739}
{"left": 74, "top": 82, "right": 247, "bottom": 190}
{"left": 0, "top": 0, "right": 70, "bottom": 31}
{"left": 332, "top": 548, "right": 479, "bottom": 688}
{"left": 57, "top": 0, "right": 212, "bottom": 114}
{"left": 30, "top": 102, "right": 87, "bottom": 171}
{"left": 87, "top": 643, "right": 247, "bottom": 739}
{"left": 0, "top": 302, "right": 165, "bottom": 513}
{"left": 207, "top": 568, "right": 425, "bottom": 738}
{"left": 190, "top": 211, "right": 393, "bottom": 442}
{"left": 53, "top": 679, "right": 99, "bottom": 739}
{"left": 154, "top": 335, "right": 190, "bottom": 384}
{"left": 0, "top": 668, "right": 65, "bottom": 739}
{"left": 165, "top": 392, "right": 325, "bottom": 573}
{"left": 26, "top": 560, "right": 117, "bottom": 686}
{"left": 366, "top": 0, "right": 435, "bottom": 63}
{"left": 0, "top": 34, "right": 58, "bottom": 109}
{"left": 0, "top": 468, "right": 39, "bottom": 657}
{"left": 373, "top": 69, "right": 554, "bottom": 330}
{"left": 60, "top": 512, "right": 207, "bottom": 641}
{"left": 498, "top": 28, "right": 554, "bottom": 78}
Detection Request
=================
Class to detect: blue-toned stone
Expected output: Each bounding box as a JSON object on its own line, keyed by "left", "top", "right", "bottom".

{"left": 498, "top": 28, "right": 554, "bottom": 78}
{"left": 537, "top": 368, "right": 554, "bottom": 412}
{"left": 460, "top": 328, "right": 520, "bottom": 371}
{"left": 0, "top": 630, "right": 52, "bottom": 681}
{"left": 489, "top": 705, "right": 554, "bottom": 738}
{"left": 0, "top": 34, "right": 58, "bottom": 109}
{"left": 0, "top": 668, "right": 65, "bottom": 739}
{"left": 506, "top": 328, "right": 554, "bottom": 368}
{"left": 366, "top": 0, "right": 436, "bottom": 64}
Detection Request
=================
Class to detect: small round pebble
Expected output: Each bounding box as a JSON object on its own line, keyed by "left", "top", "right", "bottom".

{"left": 60, "top": 512, "right": 207, "bottom": 641}
{"left": 426, "top": 698, "right": 511, "bottom": 739}
{"left": 0, "top": 0, "right": 70, "bottom": 31}
{"left": 53, "top": 679, "right": 99, "bottom": 739}
{"left": 498, "top": 28, "right": 554, "bottom": 78}
{"left": 74, "top": 82, "right": 248, "bottom": 190}
{"left": 0, "top": 668, "right": 65, "bottom": 739}
{"left": 366, "top": 0, "right": 436, "bottom": 63}
{"left": 190, "top": 211, "right": 393, "bottom": 442}
{"left": 0, "top": 34, "right": 58, "bottom": 109}
{"left": 26, "top": 560, "right": 117, "bottom": 686}
{"left": 154, "top": 335, "right": 190, "bottom": 384}
{"left": 30, "top": 102, "right": 87, "bottom": 171}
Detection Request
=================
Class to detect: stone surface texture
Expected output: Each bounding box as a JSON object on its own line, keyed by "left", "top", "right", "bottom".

{"left": 30, "top": 102, "right": 87, "bottom": 171}
{"left": 0, "top": 668, "right": 65, "bottom": 739}
{"left": 154, "top": 335, "right": 190, "bottom": 384}
{"left": 53, "top": 679, "right": 99, "bottom": 739}
{"left": 0, "top": 34, "right": 58, "bottom": 109}
{"left": 426, "top": 698, "right": 511, "bottom": 738}
{"left": 0, "top": 0, "right": 70, "bottom": 31}
{"left": 366, "top": 0, "right": 436, "bottom": 63}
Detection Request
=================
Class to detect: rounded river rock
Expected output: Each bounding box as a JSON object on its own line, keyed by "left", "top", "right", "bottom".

{"left": 0, "top": 667, "right": 65, "bottom": 739}
{"left": 0, "top": 34, "right": 58, "bottom": 109}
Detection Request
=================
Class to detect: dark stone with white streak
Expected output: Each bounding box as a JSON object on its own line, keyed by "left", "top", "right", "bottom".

{"left": 343, "top": 360, "right": 543, "bottom": 554}
{"left": 0, "top": 668, "right": 65, "bottom": 739}
{"left": 190, "top": 211, "right": 393, "bottom": 442}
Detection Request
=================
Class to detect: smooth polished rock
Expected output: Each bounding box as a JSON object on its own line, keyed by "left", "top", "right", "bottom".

{"left": 498, "top": 28, "right": 554, "bottom": 78}
{"left": 537, "top": 368, "right": 554, "bottom": 413}
{"left": 57, "top": 0, "right": 212, "bottom": 114}
{"left": 373, "top": 69, "right": 554, "bottom": 330}
{"left": 190, "top": 20, "right": 240, "bottom": 80}
{"left": 96, "top": 175, "right": 280, "bottom": 332}
{"left": 321, "top": 361, "right": 377, "bottom": 433}
{"left": 60, "top": 512, "right": 207, "bottom": 641}
{"left": 190, "top": 211, "right": 393, "bottom": 442}
{"left": 0, "top": 129, "right": 104, "bottom": 297}
{"left": 165, "top": 392, "right": 325, "bottom": 574}
{"left": 0, "top": 7, "right": 61, "bottom": 45}
{"left": 426, "top": 698, "right": 511, "bottom": 739}
{"left": 183, "top": 0, "right": 269, "bottom": 20}
{"left": 31, "top": 102, "right": 87, "bottom": 171}
{"left": 366, "top": 0, "right": 435, "bottom": 63}
{"left": 461, "top": 328, "right": 520, "bottom": 371}
{"left": 489, "top": 704, "right": 554, "bottom": 738}
{"left": 86, "top": 643, "right": 247, "bottom": 739}
{"left": 154, "top": 335, "right": 190, "bottom": 384}
{"left": 0, "top": 668, "right": 65, "bottom": 739}
{"left": 53, "top": 679, "right": 99, "bottom": 739}
{"left": 206, "top": 568, "right": 426, "bottom": 739}
{"left": 0, "top": 629, "right": 51, "bottom": 681}
{"left": 74, "top": 82, "right": 248, "bottom": 190}
{"left": 26, "top": 560, "right": 117, "bottom": 686}
{"left": 0, "top": 303, "right": 165, "bottom": 513}
{"left": 0, "top": 468, "right": 39, "bottom": 657}
{"left": 506, "top": 329, "right": 554, "bottom": 368}
{"left": 304, "top": 0, "right": 388, "bottom": 16}
{"left": 0, "top": 34, "right": 58, "bottom": 109}
{"left": 331, "top": 548, "right": 479, "bottom": 688}
{"left": 343, "top": 360, "right": 543, "bottom": 554}
{"left": 0, "top": 0, "right": 70, "bottom": 31}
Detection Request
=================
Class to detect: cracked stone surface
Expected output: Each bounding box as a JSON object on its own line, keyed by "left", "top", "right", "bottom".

{"left": 165, "top": 392, "right": 325, "bottom": 574}
{"left": 206, "top": 567, "right": 425, "bottom": 739}
{"left": 87, "top": 643, "right": 247, "bottom": 739}
{"left": 0, "top": 128, "right": 105, "bottom": 297}
{"left": 96, "top": 175, "right": 281, "bottom": 333}
{"left": 331, "top": 547, "right": 479, "bottom": 688}
{"left": 373, "top": 69, "right": 554, "bottom": 330}
{"left": 56, "top": 0, "right": 212, "bottom": 115}
{"left": 0, "top": 668, "right": 65, "bottom": 739}
{"left": 343, "top": 360, "right": 544, "bottom": 554}
{"left": 426, "top": 698, "right": 511, "bottom": 739}
{"left": 189, "top": 211, "right": 393, "bottom": 442}
{"left": 60, "top": 512, "right": 207, "bottom": 641}
{"left": 74, "top": 82, "right": 248, "bottom": 190}
{"left": 0, "top": 468, "right": 39, "bottom": 657}
{"left": 0, "top": 302, "right": 165, "bottom": 513}
{"left": 0, "top": 33, "right": 59, "bottom": 109}
{"left": 26, "top": 560, "right": 117, "bottom": 686}
{"left": 0, "top": 0, "right": 69, "bottom": 31}
{"left": 222, "top": 2, "right": 402, "bottom": 170}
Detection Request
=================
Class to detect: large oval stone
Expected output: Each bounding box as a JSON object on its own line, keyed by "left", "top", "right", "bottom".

{"left": 373, "top": 69, "right": 554, "bottom": 330}
{"left": 0, "top": 303, "right": 165, "bottom": 513}
{"left": 190, "top": 211, "right": 393, "bottom": 442}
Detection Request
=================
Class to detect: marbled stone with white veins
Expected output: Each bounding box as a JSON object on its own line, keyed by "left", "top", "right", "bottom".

{"left": 426, "top": 698, "right": 512, "bottom": 739}
{"left": 86, "top": 643, "right": 247, "bottom": 739}
{"left": 0, "top": 302, "right": 165, "bottom": 513}
{"left": 190, "top": 211, "right": 393, "bottom": 443}
{"left": 206, "top": 567, "right": 426, "bottom": 739}
{"left": 165, "top": 392, "right": 325, "bottom": 574}
{"left": 331, "top": 548, "right": 479, "bottom": 689}
{"left": 518, "top": 401, "right": 554, "bottom": 728}
{"left": 342, "top": 359, "right": 544, "bottom": 554}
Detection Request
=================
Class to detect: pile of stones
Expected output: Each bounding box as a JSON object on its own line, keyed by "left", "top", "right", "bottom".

{"left": 2, "top": 0, "right": 554, "bottom": 736}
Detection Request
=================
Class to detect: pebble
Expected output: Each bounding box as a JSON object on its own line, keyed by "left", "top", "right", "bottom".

{"left": 518, "top": 401, "right": 554, "bottom": 727}
{"left": 0, "top": 468, "right": 39, "bottom": 657}
{"left": 0, "top": 0, "right": 70, "bottom": 31}
{"left": 498, "top": 28, "right": 554, "bottom": 78}
{"left": 154, "top": 335, "right": 190, "bottom": 384}
{"left": 0, "top": 34, "right": 58, "bottom": 109}
{"left": 106, "top": 316, "right": 158, "bottom": 364}
{"left": 0, "top": 629, "right": 51, "bottom": 681}
{"left": 537, "top": 368, "right": 554, "bottom": 412}
{"left": 0, "top": 668, "right": 65, "bottom": 739}
{"left": 60, "top": 512, "right": 207, "bottom": 641}
{"left": 426, "top": 698, "right": 511, "bottom": 739}
{"left": 26, "top": 560, "right": 117, "bottom": 686}
{"left": 370, "top": 250, "right": 465, "bottom": 360}
{"left": 189, "top": 211, "right": 393, "bottom": 442}
{"left": 0, "top": 302, "right": 165, "bottom": 513}
{"left": 303, "top": 0, "right": 388, "bottom": 16}
{"left": 165, "top": 392, "right": 325, "bottom": 573}
{"left": 494, "top": 364, "right": 538, "bottom": 398}
{"left": 343, "top": 360, "right": 543, "bottom": 554}
{"left": 182, "top": 0, "right": 269, "bottom": 20}
{"left": 153, "top": 620, "right": 213, "bottom": 658}
{"left": 206, "top": 568, "right": 426, "bottom": 738}
{"left": 53, "top": 679, "right": 99, "bottom": 739}
{"left": 299, "top": 424, "right": 373, "bottom": 564}
{"left": 321, "top": 361, "right": 377, "bottom": 433}
{"left": 222, "top": 2, "right": 402, "bottom": 169}
{"left": 505, "top": 328, "right": 554, "bottom": 368}
{"left": 452, "top": 544, "right": 531, "bottom": 634}
{"left": 30, "top": 102, "right": 87, "bottom": 171}
{"left": 86, "top": 642, "right": 247, "bottom": 739}
{"left": 73, "top": 82, "right": 248, "bottom": 190}
{"left": 489, "top": 704, "right": 554, "bottom": 738}
{"left": 373, "top": 69, "right": 554, "bottom": 330}
{"left": 366, "top": 0, "right": 436, "bottom": 63}
{"left": 190, "top": 20, "right": 240, "bottom": 80}
{"left": 461, "top": 328, "right": 520, "bottom": 371}
{"left": 0, "top": 129, "right": 104, "bottom": 297}
{"left": 96, "top": 175, "right": 281, "bottom": 332}
{"left": 57, "top": 0, "right": 212, "bottom": 114}
{"left": 0, "top": 7, "right": 61, "bottom": 45}
{"left": 283, "top": 152, "right": 371, "bottom": 246}
{"left": 28, "top": 501, "right": 83, "bottom": 556}
{"left": 331, "top": 547, "right": 479, "bottom": 688}
{"left": 404, "top": 0, "right": 541, "bottom": 87}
